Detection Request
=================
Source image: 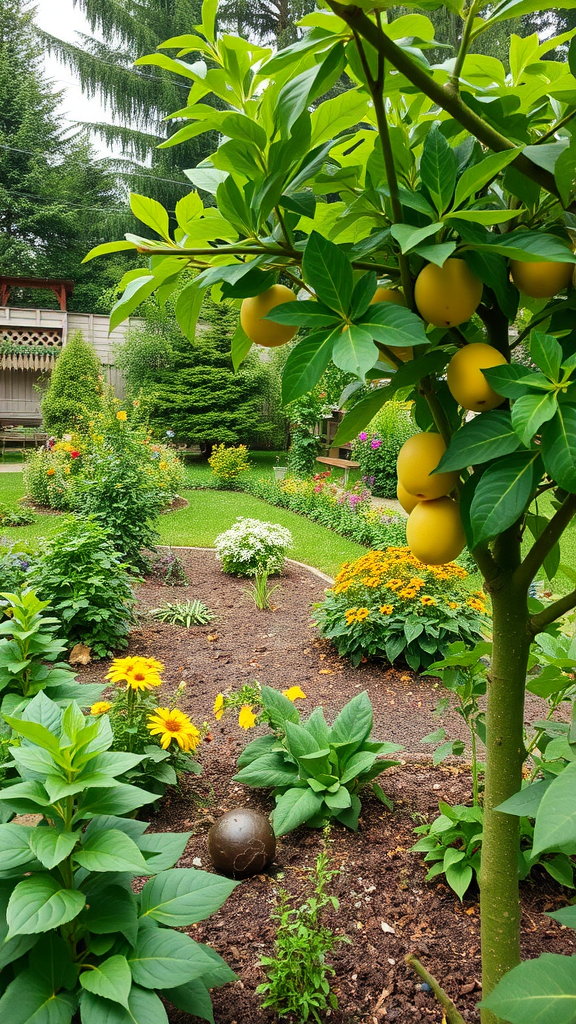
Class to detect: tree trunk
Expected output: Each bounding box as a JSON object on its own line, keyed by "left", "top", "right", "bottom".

{"left": 479, "top": 572, "right": 531, "bottom": 1023}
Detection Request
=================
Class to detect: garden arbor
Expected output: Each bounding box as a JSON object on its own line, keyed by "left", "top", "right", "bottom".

{"left": 88, "top": 1, "right": 576, "bottom": 1020}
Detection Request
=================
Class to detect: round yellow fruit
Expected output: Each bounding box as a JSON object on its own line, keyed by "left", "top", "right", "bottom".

{"left": 396, "top": 432, "right": 458, "bottom": 500}
{"left": 509, "top": 260, "right": 573, "bottom": 299}
{"left": 447, "top": 342, "right": 507, "bottom": 413}
{"left": 240, "top": 285, "right": 298, "bottom": 348}
{"left": 406, "top": 497, "right": 466, "bottom": 565}
{"left": 371, "top": 287, "right": 407, "bottom": 306}
{"left": 397, "top": 481, "right": 420, "bottom": 514}
{"left": 414, "top": 259, "right": 483, "bottom": 328}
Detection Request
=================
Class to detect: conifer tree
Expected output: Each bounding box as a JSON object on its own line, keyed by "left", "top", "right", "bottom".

{"left": 41, "top": 332, "right": 104, "bottom": 435}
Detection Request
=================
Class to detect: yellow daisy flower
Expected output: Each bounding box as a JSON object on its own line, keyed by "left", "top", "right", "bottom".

{"left": 106, "top": 655, "right": 163, "bottom": 691}
{"left": 147, "top": 707, "right": 201, "bottom": 751}
{"left": 213, "top": 693, "right": 225, "bottom": 720}
{"left": 379, "top": 604, "right": 393, "bottom": 615}
{"left": 448, "top": 601, "right": 459, "bottom": 609}
{"left": 421, "top": 596, "right": 436, "bottom": 606}
{"left": 356, "top": 608, "right": 370, "bottom": 621}
{"left": 90, "top": 701, "right": 112, "bottom": 716}
{"left": 282, "top": 686, "right": 306, "bottom": 701}
{"left": 116, "top": 410, "right": 127, "bottom": 421}
{"left": 238, "top": 706, "right": 257, "bottom": 729}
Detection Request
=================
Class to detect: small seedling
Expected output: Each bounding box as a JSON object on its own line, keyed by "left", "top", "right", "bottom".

{"left": 245, "top": 569, "right": 281, "bottom": 611}
{"left": 149, "top": 598, "right": 214, "bottom": 627}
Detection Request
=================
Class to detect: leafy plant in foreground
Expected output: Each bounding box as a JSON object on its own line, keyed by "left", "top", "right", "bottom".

{"left": 0, "top": 691, "right": 238, "bottom": 1024}
{"left": 234, "top": 688, "right": 402, "bottom": 835}
{"left": 149, "top": 599, "right": 214, "bottom": 626}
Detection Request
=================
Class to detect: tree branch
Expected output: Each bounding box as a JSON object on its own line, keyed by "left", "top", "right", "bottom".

{"left": 130, "top": 242, "right": 398, "bottom": 274}
{"left": 326, "top": 2, "right": 566, "bottom": 205}
{"left": 530, "top": 588, "right": 576, "bottom": 635}
{"left": 516, "top": 493, "right": 576, "bottom": 590}
{"left": 405, "top": 955, "right": 467, "bottom": 1024}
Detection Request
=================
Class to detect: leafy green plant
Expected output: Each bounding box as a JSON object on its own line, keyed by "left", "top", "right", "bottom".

{"left": 27, "top": 516, "right": 136, "bottom": 658}
{"left": 214, "top": 517, "right": 293, "bottom": 576}
{"left": 257, "top": 831, "right": 349, "bottom": 1023}
{"left": 0, "top": 502, "right": 36, "bottom": 528}
{"left": 0, "top": 589, "right": 104, "bottom": 713}
{"left": 0, "top": 691, "right": 238, "bottom": 1023}
{"left": 352, "top": 402, "right": 417, "bottom": 498}
{"left": 245, "top": 570, "right": 281, "bottom": 611}
{"left": 23, "top": 447, "right": 76, "bottom": 511}
{"left": 0, "top": 542, "right": 34, "bottom": 596}
{"left": 208, "top": 443, "right": 252, "bottom": 482}
{"left": 412, "top": 801, "right": 483, "bottom": 901}
{"left": 234, "top": 688, "right": 402, "bottom": 835}
{"left": 149, "top": 599, "right": 214, "bottom": 626}
{"left": 40, "top": 330, "right": 104, "bottom": 435}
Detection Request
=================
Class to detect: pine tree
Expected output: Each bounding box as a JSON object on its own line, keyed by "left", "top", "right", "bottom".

{"left": 41, "top": 331, "right": 104, "bottom": 435}
{"left": 218, "top": 0, "right": 316, "bottom": 47}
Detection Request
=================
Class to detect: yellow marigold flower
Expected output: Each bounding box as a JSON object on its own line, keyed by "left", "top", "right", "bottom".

{"left": 238, "top": 705, "right": 257, "bottom": 729}
{"left": 467, "top": 597, "right": 486, "bottom": 613}
{"left": 421, "top": 596, "right": 436, "bottom": 606}
{"left": 147, "top": 707, "right": 201, "bottom": 751}
{"left": 47, "top": 468, "right": 55, "bottom": 476}
{"left": 116, "top": 410, "right": 127, "bottom": 421}
{"left": 90, "top": 701, "right": 112, "bottom": 716}
{"left": 448, "top": 601, "right": 459, "bottom": 610}
{"left": 159, "top": 460, "right": 168, "bottom": 471}
{"left": 106, "top": 655, "right": 162, "bottom": 691}
{"left": 213, "top": 693, "right": 225, "bottom": 720}
{"left": 282, "top": 686, "right": 307, "bottom": 701}
{"left": 379, "top": 604, "right": 393, "bottom": 615}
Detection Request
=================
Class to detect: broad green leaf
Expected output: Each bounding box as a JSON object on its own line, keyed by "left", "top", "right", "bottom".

{"left": 161, "top": 980, "right": 215, "bottom": 1024}
{"left": 310, "top": 88, "right": 369, "bottom": 147}
{"left": 175, "top": 281, "right": 205, "bottom": 342}
{"left": 512, "top": 392, "right": 558, "bottom": 446}
{"left": 82, "top": 884, "right": 138, "bottom": 946}
{"left": 533, "top": 762, "right": 576, "bottom": 855}
{"left": 129, "top": 194, "right": 171, "bottom": 241}
{"left": 128, "top": 923, "right": 217, "bottom": 988}
{"left": 272, "top": 787, "right": 324, "bottom": 836}
{"left": 531, "top": 332, "right": 563, "bottom": 382}
{"left": 282, "top": 330, "right": 337, "bottom": 405}
{"left": 445, "top": 860, "right": 473, "bottom": 901}
{"left": 29, "top": 828, "right": 77, "bottom": 870}
{"left": 453, "top": 148, "right": 523, "bottom": 207}
{"left": 30, "top": 932, "right": 76, "bottom": 992}
{"left": 541, "top": 404, "right": 576, "bottom": 493}
{"left": 483, "top": 230, "right": 576, "bottom": 264}
{"left": 339, "top": 751, "right": 377, "bottom": 785}
{"left": 7, "top": 875, "right": 85, "bottom": 937}
{"left": 109, "top": 275, "right": 156, "bottom": 334}
{"left": 447, "top": 208, "right": 522, "bottom": 225}
{"left": 358, "top": 302, "right": 428, "bottom": 348}
{"left": 470, "top": 451, "right": 541, "bottom": 546}
{"left": 3, "top": 716, "right": 60, "bottom": 754}
{"left": 332, "top": 324, "right": 377, "bottom": 378}
{"left": 137, "top": 832, "right": 191, "bottom": 873}
{"left": 324, "top": 787, "right": 352, "bottom": 810}
{"left": 80, "top": 956, "right": 131, "bottom": 1008}
{"left": 233, "top": 752, "right": 299, "bottom": 788}
{"left": 74, "top": 829, "right": 149, "bottom": 874}
{"left": 555, "top": 136, "right": 576, "bottom": 207}
{"left": 265, "top": 300, "right": 339, "bottom": 328}
{"left": 75, "top": 784, "right": 158, "bottom": 820}
{"left": 331, "top": 692, "right": 373, "bottom": 750}
{"left": 464, "top": 248, "right": 518, "bottom": 321}
{"left": 482, "top": 363, "right": 532, "bottom": 399}
{"left": 0, "top": 823, "right": 34, "bottom": 870}
{"left": 260, "top": 685, "right": 300, "bottom": 730}
{"left": 139, "top": 868, "right": 239, "bottom": 927}
{"left": 420, "top": 126, "right": 457, "bottom": 214}
{"left": 390, "top": 222, "right": 442, "bottom": 252}
{"left": 480, "top": 953, "right": 576, "bottom": 1024}
{"left": 80, "top": 985, "right": 168, "bottom": 1024}
{"left": 0, "top": 971, "right": 76, "bottom": 1024}
{"left": 284, "top": 721, "right": 320, "bottom": 759}
{"left": 496, "top": 779, "right": 551, "bottom": 817}
{"left": 302, "top": 231, "right": 353, "bottom": 316}
{"left": 548, "top": 904, "right": 576, "bottom": 929}
{"left": 82, "top": 240, "right": 139, "bottom": 264}
{"left": 435, "top": 411, "right": 522, "bottom": 471}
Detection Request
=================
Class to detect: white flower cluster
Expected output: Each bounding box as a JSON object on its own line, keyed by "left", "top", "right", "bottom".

{"left": 214, "top": 517, "right": 293, "bottom": 577}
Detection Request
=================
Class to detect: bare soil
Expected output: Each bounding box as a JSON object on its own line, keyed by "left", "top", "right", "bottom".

{"left": 76, "top": 548, "right": 576, "bottom": 1024}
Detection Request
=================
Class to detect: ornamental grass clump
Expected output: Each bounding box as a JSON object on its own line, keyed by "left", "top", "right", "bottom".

{"left": 315, "top": 548, "right": 488, "bottom": 671}
{"left": 214, "top": 517, "right": 293, "bottom": 576}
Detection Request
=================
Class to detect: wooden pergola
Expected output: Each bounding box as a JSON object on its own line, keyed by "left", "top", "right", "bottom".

{"left": 0, "top": 276, "right": 75, "bottom": 311}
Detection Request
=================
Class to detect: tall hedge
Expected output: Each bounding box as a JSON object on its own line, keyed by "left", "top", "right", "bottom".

{"left": 41, "top": 331, "right": 103, "bottom": 435}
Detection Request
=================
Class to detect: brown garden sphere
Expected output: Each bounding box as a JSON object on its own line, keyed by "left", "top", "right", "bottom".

{"left": 397, "top": 481, "right": 421, "bottom": 514}
{"left": 407, "top": 497, "right": 466, "bottom": 565}
{"left": 447, "top": 342, "right": 508, "bottom": 413}
{"left": 240, "top": 284, "right": 298, "bottom": 348}
{"left": 509, "top": 259, "right": 573, "bottom": 300}
{"left": 208, "top": 808, "right": 276, "bottom": 879}
{"left": 396, "top": 432, "right": 458, "bottom": 500}
{"left": 414, "top": 259, "right": 483, "bottom": 328}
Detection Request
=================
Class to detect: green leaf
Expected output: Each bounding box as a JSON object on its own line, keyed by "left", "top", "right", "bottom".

{"left": 265, "top": 300, "right": 339, "bottom": 328}
{"left": 447, "top": 208, "right": 522, "bottom": 225}
{"left": 541, "top": 404, "right": 576, "bottom": 493}
{"left": 80, "top": 985, "right": 168, "bottom": 1024}
{"left": 302, "top": 231, "right": 353, "bottom": 316}
{"left": 445, "top": 860, "right": 473, "bottom": 900}
{"left": 130, "top": 194, "right": 171, "bottom": 241}
{"left": 128, "top": 923, "right": 218, "bottom": 988}
{"left": 531, "top": 332, "right": 564, "bottom": 382}
{"left": 82, "top": 884, "right": 138, "bottom": 946}
{"left": 0, "top": 971, "right": 76, "bottom": 1024}
{"left": 324, "top": 787, "right": 352, "bottom": 810}
{"left": 390, "top": 222, "right": 442, "bottom": 253}
{"left": 470, "top": 451, "right": 541, "bottom": 546}
{"left": 137, "top": 832, "right": 192, "bottom": 873}
{"left": 420, "top": 126, "right": 457, "bottom": 214}
{"left": 233, "top": 752, "right": 299, "bottom": 788}
{"left": 259, "top": 686, "right": 300, "bottom": 730}
{"left": 436, "top": 411, "right": 522, "bottom": 472}
{"left": 80, "top": 956, "right": 132, "bottom": 1008}
{"left": 483, "top": 230, "right": 576, "bottom": 264}
{"left": 83, "top": 240, "right": 139, "bottom": 264}
{"left": 109, "top": 275, "right": 156, "bottom": 334}
{"left": 175, "top": 281, "right": 205, "bottom": 342}
{"left": 480, "top": 953, "right": 576, "bottom": 1024}
{"left": 7, "top": 875, "right": 86, "bottom": 937}
{"left": 0, "top": 823, "right": 34, "bottom": 870}
{"left": 548, "top": 904, "right": 576, "bottom": 929}
{"left": 76, "top": 785, "right": 158, "bottom": 821}
{"left": 453, "top": 148, "right": 523, "bottom": 207}
{"left": 29, "top": 828, "right": 78, "bottom": 870}
{"left": 4, "top": 716, "right": 60, "bottom": 754}
{"left": 74, "top": 829, "right": 149, "bottom": 874}
{"left": 231, "top": 321, "right": 252, "bottom": 372}
{"left": 282, "top": 330, "right": 337, "bottom": 405}
{"left": 332, "top": 324, "right": 377, "bottom": 378}
{"left": 496, "top": 779, "right": 551, "bottom": 818}
{"left": 357, "top": 302, "right": 428, "bottom": 348}
{"left": 272, "top": 787, "right": 324, "bottom": 836}
{"left": 482, "top": 363, "right": 532, "bottom": 399}
{"left": 284, "top": 721, "right": 320, "bottom": 759}
{"left": 533, "top": 762, "right": 576, "bottom": 855}
{"left": 331, "top": 691, "right": 373, "bottom": 750}
{"left": 139, "top": 868, "right": 239, "bottom": 927}
{"left": 339, "top": 750, "right": 377, "bottom": 785}
{"left": 512, "top": 392, "right": 558, "bottom": 446}
{"left": 161, "top": 980, "right": 215, "bottom": 1024}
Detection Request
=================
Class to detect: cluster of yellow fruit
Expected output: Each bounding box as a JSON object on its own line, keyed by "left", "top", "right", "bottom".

{"left": 396, "top": 433, "right": 464, "bottom": 566}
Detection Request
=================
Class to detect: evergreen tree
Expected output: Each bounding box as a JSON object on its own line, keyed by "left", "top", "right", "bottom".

{"left": 41, "top": 331, "right": 104, "bottom": 435}
{"left": 218, "top": 0, "right": 316, "bottom": 47}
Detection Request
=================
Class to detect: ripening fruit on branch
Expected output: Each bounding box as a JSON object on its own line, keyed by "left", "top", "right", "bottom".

{"left": 414, "top": 259, "right": 483, "bottom": 328}
{"left": 371, "top": 287, "right": 407, "bottom": 307}
{"left": 509, "top": 260, "right": 573, "bottom": 299}
{"left": 240, "top": 284, "right": 297, "bottom": 347}
{"left": 406, "top": 497, "right": 466, "bottom": 565}
{"left": 396, "top": 432, "right": 458, "bottom": 500}
{"left": 447, "top": 343, "right": 507, "bottom": 412}
{"left": 397, "top": 481, "right": 420, "bottom": 514}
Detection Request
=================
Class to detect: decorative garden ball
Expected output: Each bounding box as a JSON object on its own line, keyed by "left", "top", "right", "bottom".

{"left": 208, "top": 808, "right": 276, "bottom": 879}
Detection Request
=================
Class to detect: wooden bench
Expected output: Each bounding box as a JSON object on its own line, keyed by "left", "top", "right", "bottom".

{"left": 316, "top": 456, "right": 360, "bottom": 485}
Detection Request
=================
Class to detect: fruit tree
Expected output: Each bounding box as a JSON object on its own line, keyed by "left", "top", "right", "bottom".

{"left": 87, "top": 1, "right": 576, "bottom": 1020}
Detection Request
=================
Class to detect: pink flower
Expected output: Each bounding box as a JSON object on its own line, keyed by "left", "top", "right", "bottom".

{"left": 358, "top": 432, "right": 368, "bottom": 441}
{"left": 371, "top": 438, "right": 382, "bottom": 450}
{"left": 314, "top": 484, "right": 323, "bottom": 493}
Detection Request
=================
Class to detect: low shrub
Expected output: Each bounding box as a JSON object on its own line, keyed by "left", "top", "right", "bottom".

{"left": 315, "top": 548, "right": 488, "bottom": 671}
{"left": 351, "top": 401, "right": 416, "bottom": 498}
{"left": 149, "top": 549, "right": 189, "bottom": 586}
{"left": 214, "top": 517, "right": 293, "bottom": 576}
{"left": 0, "top": 541, "right": 34, "bottom": 595}
{"left": 208, "top": 443, "right": 251, "bottom": 482}
{"left": 23, "top": 446, "right": 77, "bottom": 510}
{"left": 27, "top": 515, "right": 136, "bottom": 658}
{"left": 0, "top": 502, "right": 35, "bottom": 527}
{"left": 0, "top": 691, "right": 238, "bottom": 1022}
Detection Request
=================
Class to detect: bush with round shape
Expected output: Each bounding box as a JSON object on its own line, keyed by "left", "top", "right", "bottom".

{"left": 509, "top": 259, "right": 573, "bottom": 299}
{"left": 396, "top": 432, "right": 458, "bottom": 500}
{"left": 24, "top": 447, "right": 76, "bottom": 511}
{"left": 414, "top": 259, "right": 483, "bottom": 327}
{"left": 41, "top": 330, "right": 104, "bottom": 435}
{"left": 240, "top": 285, "right": 297, "bottom": 347}
{"left": 214, "top": 517, "right": 293, "bottom": 576}
{"left": 208, "top": 443, "right": 252, "bottom": 483}
{"left": 447, "top": 343, "right": 507, "bottom": 412}
{"left": 315, "top": 548, "right": 486, "bottom": 670}
{"left": 407, "top": 496, "right": 466, "bottom": 565}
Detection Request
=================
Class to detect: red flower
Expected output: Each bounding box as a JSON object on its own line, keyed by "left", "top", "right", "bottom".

{"left": 70, "top": 450, "right": 80, "bottom": 459}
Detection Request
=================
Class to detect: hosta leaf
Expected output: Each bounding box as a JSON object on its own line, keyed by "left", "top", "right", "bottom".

{"left": 331, "top": 691, "right": 373, "bottom": 749}
{"left": 480, "top": 953, "right": 576, "bottom": 1024}
{"left": 139, "top": 868, "right": 239, "bottom": 927}
{"left": 435, "top": 410, "right": 522, "bottom": 472}
{"left": 233, "top": 752, "right": 299, "bottom": 788}
{"left": 541, "top": 404, "right": 576, "bottom": 493}
{"left": 469, "top": 451, "right": 541, "bottom": 546}
{"left": 7, "top": 875, "right": 85, "bottom": 937}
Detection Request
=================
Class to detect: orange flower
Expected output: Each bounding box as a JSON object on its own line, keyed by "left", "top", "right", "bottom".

{"left": 47, "top": 468, "right": 55, "bottom": 476}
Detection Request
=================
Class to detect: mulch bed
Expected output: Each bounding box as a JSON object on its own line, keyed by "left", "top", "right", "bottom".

{"left": 76, "top": 548, "right": 576, "bottom": 1024}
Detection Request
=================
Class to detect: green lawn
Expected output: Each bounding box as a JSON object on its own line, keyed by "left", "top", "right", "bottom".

{"left": 181, "top": 450, "right": 364, "bottom": 490}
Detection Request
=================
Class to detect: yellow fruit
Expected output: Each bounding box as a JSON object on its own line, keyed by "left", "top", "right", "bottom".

{"left": 447, "top": 343, "right": 507, "bottom": 413}
{"left": 407, "top": 497, "right": 466, "bottom": 565}
{"left": 371, "top": 287, "right": 407, "bottom": 306}
{"left": 414, "top": 259, "right": 483, "bottom": 328}
{"left": 397, "top": 481, "right": 420, "bottom": 514}
{"left": 509, "top": 260, "right": 573, "bottom": 299}
{"left": 397, "top": 433, "right": 458, "bottom": 500}
{"left": 240, "top": 285, "right": 298, "bottom": 348}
